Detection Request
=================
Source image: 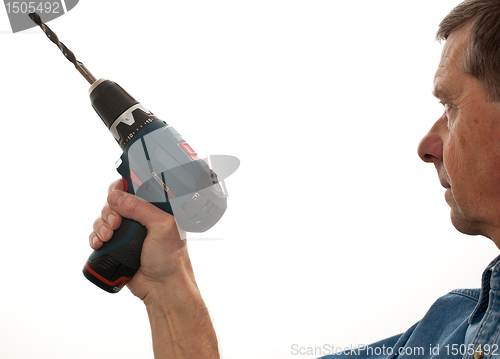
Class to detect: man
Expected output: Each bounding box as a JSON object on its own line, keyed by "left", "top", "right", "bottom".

{"left": 318, "top": 0, "right": 500, "bottom": 358}
{"left": 88, "top": 0, "right": 500, "bottom": 358}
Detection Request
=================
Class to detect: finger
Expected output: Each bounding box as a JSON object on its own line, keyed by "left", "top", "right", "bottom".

{"left": 89, "top": 231, "right": 103, "bottom": 250}
{"left": 92, "top": 202, "right": 122, "bottom": 242}
{"left": 100, "top": 203, "right": 122, "bottom": 230}
{"left": 108, "top": 178, "right": 125, "bottom": 193}
{"left": 107, "top": 190, "right": 178, "bottom": 238}
{"left": 92, "top": 216, "right": 114, "bottom": 243}
{"left": 89, "top": 179, "right": 127, "bottom": 251}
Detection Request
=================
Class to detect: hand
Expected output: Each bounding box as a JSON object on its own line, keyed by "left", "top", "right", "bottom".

{"left": 89, "top": 179, "right": 196, "bottom": 301}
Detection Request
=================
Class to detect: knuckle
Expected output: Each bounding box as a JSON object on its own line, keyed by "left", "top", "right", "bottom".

{"left": 112, "top": 214, "right": 122, "bottom": 229}
{"left": 156, "top": 212, "right": 178, "bottom": 233}
{"left": 100, "top": 204, "right": 111, "bottom": 219}
{"left": 122, "top": 194, "right": 140, "bottom": 213}
{"left": 93, "top": 219, "right": 112, "bottom": 241}
{"left": 100, "top": 226, "right": 112, "bottom": 241}
{"left": 93, "top": 217, "right": 103, "bottom": 234}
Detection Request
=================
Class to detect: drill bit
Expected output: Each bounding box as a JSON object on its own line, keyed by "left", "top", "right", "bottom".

{"left": 29, "top": 12, "right": 96, "bottom": 85}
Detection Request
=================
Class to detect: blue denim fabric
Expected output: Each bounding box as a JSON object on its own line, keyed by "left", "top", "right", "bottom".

{"left": 319, "top": 255, "right": 500, "bottom": 359}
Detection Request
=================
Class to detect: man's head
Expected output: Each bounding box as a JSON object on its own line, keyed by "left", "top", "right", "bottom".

{"left": 417, "top": 0, "right": 500, "bottom": 244}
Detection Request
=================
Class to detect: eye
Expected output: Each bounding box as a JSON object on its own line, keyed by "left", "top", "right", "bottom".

{"left": 439, "top": 101, "right": 456, "bottom": 118}
{"left": 438, "top": 101, "right": 457, "bottom": 128}
{"left": 439, "top": 101, "right": 450, "bottom": 111}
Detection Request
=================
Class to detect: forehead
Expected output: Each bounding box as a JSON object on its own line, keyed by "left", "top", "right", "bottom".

{"left": 433, "top": 24, "right": 471, "bottom": 94}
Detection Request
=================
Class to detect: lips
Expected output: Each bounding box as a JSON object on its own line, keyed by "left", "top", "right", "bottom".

{"left": 440, "top": 179, "right": 451, "bottom": 189}
{"left": 437, "top": 166, "right": 451, "bottom": 189}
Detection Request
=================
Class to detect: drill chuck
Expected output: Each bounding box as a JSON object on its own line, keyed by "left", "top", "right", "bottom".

{"left": 89, "top": 79, "right": 163, "bottom": 150}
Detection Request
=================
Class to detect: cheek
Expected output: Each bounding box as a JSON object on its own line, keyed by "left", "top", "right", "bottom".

{"left": 443, "top": 132, "right": 467, "bottom": 186}
{"left": 445, "top": 119, "right": 500, "bottom": 198}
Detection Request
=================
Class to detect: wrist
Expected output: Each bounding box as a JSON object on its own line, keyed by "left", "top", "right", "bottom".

{"left": 133, "top": 240, "right": 199, "bottom": 304}
{"left": 142, "top": 273, "right": 202, "bottom": 311}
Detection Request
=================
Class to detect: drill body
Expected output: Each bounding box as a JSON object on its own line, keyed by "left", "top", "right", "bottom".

{"left": 82, "top": 79, "right": 227, "bottom": 293}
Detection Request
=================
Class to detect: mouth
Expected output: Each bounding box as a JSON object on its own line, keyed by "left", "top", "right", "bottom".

{"left": 440, "top": 180, "right": 451, "bottom": 189}
{"left": 442, "top": 180, "right": 452, "bottom": 205}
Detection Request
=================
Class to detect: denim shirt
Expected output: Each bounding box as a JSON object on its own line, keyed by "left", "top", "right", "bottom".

{"left": 320, "top": 255, "right": 500, "bottom": 359}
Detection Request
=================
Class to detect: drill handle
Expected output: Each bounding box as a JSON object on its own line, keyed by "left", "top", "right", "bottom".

{"left": 82, "top": 177, "right": 148, "bottom": 293}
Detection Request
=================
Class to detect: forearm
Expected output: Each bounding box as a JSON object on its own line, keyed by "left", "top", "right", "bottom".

{"left": 144, "top": 276, "right": 219, "bottom": 359}
{"left": 92, "top": 184, "right": 220, "bottom": 358}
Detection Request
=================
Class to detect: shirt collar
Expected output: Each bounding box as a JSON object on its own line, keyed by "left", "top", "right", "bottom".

{"left": 468, "top": 254, "right": 500, "bottom": 324}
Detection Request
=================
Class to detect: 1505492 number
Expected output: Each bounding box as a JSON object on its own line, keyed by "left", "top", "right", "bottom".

{"left": 444, "top": 344, "right": 499, "bottom": 356}
{"left": 5, "top": 2, "right": 60, "bottom": 14}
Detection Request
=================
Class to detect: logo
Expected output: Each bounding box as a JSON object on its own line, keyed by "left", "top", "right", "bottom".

{"left": 3, "top": 1, "right": 79, "bottom": 33}
{"left": 151, "top": 171, "right": 177, "bottom": 199}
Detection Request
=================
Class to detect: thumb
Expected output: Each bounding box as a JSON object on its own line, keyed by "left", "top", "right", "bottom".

{"left": 108, "top": 178, "right": 125, "bottom": 193}
{"left": 107, "top": 190, "right": 178, "bottom": 236}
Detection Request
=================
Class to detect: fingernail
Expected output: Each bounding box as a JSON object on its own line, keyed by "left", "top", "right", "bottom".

{"left": 109, "top": 191, "right": 124, "bottom": 206}
{"left": 107, "top": 214, "right": 116, "bottom": 228}
{"left": 92, "top": 235, "right": 99, "bottom": 246}
{"left": 99, "top": 226, "right": 109, "bottom": 238}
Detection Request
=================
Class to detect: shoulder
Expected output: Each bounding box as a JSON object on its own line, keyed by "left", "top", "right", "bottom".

{"left": 318, "top": 289, "right": 481, "bottom": 359}
{"left": 447, "top": 288, "right": 481, "bottom": 301}
{"left": 422, "top": 288, "right": 481, "bottom": 309}
{"left": 417, "top": 288, "right": 480, "bottom": 323}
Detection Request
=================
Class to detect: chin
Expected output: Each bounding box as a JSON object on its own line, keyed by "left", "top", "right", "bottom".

{"left": 450, "top": 210, "right": 483, "bottom": 237}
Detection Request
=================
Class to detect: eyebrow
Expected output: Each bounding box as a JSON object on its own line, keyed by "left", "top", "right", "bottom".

{"left": 432, "top": 84, "right": 455, "bottom": 103}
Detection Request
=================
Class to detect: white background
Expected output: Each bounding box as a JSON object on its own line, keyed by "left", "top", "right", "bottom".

{"left": 0, "top": 1, "right": 498, "bottom": 358}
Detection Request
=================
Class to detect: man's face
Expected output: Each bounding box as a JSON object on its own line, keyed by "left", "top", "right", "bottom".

{"left": 418, "top": 23, "right": 500, "bottom": 243}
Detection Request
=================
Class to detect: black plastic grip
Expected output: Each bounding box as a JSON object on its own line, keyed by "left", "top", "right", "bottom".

{"left": 83, "top": 217, "right": 147, "bottom": 293}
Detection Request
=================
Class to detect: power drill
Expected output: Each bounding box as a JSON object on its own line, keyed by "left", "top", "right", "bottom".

{"left": 29, "top": 12, "right": 228, "bottom": 293}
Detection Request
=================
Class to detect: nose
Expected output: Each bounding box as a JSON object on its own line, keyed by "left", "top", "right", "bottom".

{"left": 417, "top": 115, "right": 446, "bottom": 164}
